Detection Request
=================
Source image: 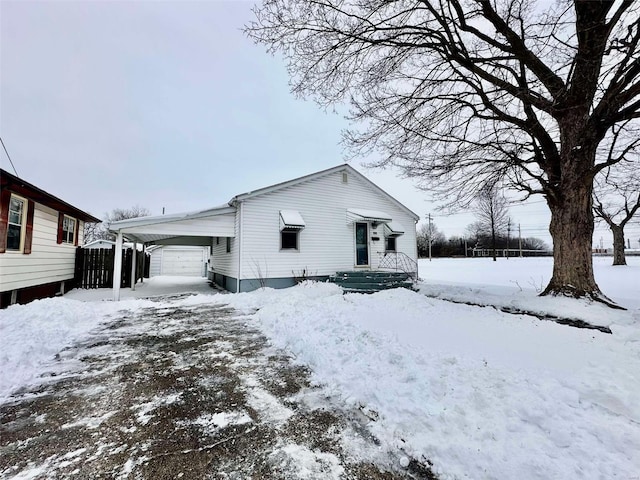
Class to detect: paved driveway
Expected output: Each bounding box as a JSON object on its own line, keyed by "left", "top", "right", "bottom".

{"left": 0, "top": 295, "right": 434, "bottom": 479}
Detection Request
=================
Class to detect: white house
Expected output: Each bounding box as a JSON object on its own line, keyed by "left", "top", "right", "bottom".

{"left": 0, "top": 168, "right": 100, "bottom": 307}
{"left": 108, "top": 165, "right": 419, "bottom": 297}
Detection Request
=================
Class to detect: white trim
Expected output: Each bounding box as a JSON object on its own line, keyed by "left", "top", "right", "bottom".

{"left": 7, "top": 193, "right": 27, "bottom": 252}
{"left": 62, "top": 214, "right": 77, "bottom": 244}
{"left": 354, "top": 222, "right": 370, "bottom": 267}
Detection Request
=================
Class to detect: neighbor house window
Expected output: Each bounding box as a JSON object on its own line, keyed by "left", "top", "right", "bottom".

{"left": 62, "top": 215, "right": 76, "bottom": 244}
{"left": 7, "top": 195, "right": 26, "bottom": 251}
{"left": 226, "top": 237, "right": 231, "bottom": 253}
{"left": 281, "top": 230, "right": 298, "bottom": 250}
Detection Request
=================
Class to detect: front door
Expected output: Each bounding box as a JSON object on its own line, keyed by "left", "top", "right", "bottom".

{"left": 355, "top": 222, "right": 369, "bottom": 266}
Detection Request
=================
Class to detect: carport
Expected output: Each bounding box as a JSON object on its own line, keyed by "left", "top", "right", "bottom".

{"left": 108, "top": 205, "right": 236, "bottom": 300}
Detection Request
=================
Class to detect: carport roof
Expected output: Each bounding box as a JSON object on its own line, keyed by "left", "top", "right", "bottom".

{"left": 108, "top": 204, "right": 236, "bottom": 244}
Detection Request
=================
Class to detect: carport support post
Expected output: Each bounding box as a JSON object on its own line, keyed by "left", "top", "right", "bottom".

{"left": 113, "top": 231, "right": 123, "bottom": 301}
{"left": 140, "top": 244, "right": 145, "bottom": 284}
{"left": 131, "top": 242, "right": 137, "bottom": 291}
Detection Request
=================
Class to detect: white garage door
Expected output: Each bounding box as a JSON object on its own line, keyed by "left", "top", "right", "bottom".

{"left": 162, "top": 249, "right": 205, "bottom": 277}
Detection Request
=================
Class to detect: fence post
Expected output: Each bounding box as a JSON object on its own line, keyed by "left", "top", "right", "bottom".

{"left": 74, "top": 246, "right": 83, "bottom": 288}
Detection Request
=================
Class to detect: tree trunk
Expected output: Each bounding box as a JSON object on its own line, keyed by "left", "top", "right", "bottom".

{"left": 542, "top": 139, "right": 602, "bottom": 299}
{"left": 611, "top": 225, "right": 626, "bottom": 266}
{"left": 491, "top": 219, "right": 496, "bottom": 261}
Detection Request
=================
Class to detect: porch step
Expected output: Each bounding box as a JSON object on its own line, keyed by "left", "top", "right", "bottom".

{"left": 328, "top": 270, "right": 413, "bottom": 293}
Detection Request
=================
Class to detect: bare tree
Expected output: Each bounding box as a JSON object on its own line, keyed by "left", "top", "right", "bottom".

{"left": 84, "top": 205, "right": 151, "bottom": 243}
{"left": 474, "top": 182, "right": 509, "bottom": 261}
{"left": 417, "top": 221, "right": 445, "bottom": 257}
{"left": 247, "top": 1, "right": 640, "bottom": 303}
{"left": 593, "top": 165, "right": 640, "bottom": 266}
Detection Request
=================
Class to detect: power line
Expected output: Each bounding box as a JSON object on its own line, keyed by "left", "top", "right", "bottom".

{"left": 0, "top": 136, "right": 19, "bottom": 177}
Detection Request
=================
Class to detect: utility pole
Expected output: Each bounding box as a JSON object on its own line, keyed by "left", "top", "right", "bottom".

{"left": 518, "top": 223, "right": 522, "bottom": 257}
{"left": 428, "top": 213, "right": 432, "bottom": 261}
{"left": 507, "top": 218, "right": 511, "bottom": 258}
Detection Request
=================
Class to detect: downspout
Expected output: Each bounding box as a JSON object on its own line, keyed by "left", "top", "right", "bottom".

{"left": 237, "top": 200, "right": 243, "bottom": 293}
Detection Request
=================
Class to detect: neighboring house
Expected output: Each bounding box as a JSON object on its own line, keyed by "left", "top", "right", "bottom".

{"left": 83, "top": 239, "right": 116, "bottom": 249}
{"left": 0, "top": 169, "right": 100, "bottom": 307}
{"left": 148, "top": 245, "right": 210, "bottom": 277}
{"left": 108, "top": 164, "right": 419, "bottom": 295}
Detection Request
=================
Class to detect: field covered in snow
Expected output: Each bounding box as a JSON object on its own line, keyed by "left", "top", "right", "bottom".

{"left": 1, "top": 258, "right": 639, "bottom": 479}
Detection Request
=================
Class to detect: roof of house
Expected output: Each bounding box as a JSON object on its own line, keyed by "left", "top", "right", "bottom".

{"left": 230, "top": 164, "right": 420, "bottom": 221}
{"left": 107, "top": 203, "right": 234, "bottom": 230}
{"left": 1, "top": 168, "right": 101, "bottom": 223}
{"left": 108, "top": 165, "right": 419, "bottom": 239}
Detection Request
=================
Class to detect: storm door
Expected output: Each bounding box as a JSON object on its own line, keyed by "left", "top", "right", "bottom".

{"left": 355, "top": 222, "right": 369, "bottom": 266}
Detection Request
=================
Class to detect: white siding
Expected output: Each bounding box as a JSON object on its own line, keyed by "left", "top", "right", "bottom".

{"left": 238, "top": 170, "right": 417, "bottom": 279}
{"left": 0, "top": 203, "right": 82, "bottom": 292}
{"left": 209, "top": 212, "right": 239, "bottom": 279}
{"left": 149, "top": 248, "right": 163, "bottom": 277}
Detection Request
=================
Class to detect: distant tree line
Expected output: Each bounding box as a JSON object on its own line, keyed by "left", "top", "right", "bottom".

{"left": 416, "top": 222, "right": 548, "bottom": 259}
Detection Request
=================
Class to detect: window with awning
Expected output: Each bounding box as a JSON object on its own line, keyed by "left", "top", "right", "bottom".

{"left": 384, "top": 221, "right": 405, "bottom": 237}
{"left": 279, "top": 210, "right": 306, "bottom": 231}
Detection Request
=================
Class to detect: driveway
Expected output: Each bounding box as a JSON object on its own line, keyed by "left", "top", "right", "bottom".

{"left": 0, "top": 294, "right": 434, "bottom": 479}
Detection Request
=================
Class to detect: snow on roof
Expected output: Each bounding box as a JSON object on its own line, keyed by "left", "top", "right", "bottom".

{"left": 384, "top": 221, "right": 405, "bottom": 236}
{"left": 346, "top": 208, "right": 393, "bottom": 223}
{"left": 279, "top": 210, "right": 306, "bottom": 230}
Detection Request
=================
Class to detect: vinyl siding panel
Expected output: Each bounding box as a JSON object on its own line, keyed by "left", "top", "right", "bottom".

{"left": 0, "top": 203, "right": 79, "bottom": 292}
{"left": 209, "top": 212, "right": 239, "bottom": 279}
{"left": 239, "top": 170, "right": 417, "bottom": 279}
{"left": 149, "top": 249, "right": 163, "bottom": 277}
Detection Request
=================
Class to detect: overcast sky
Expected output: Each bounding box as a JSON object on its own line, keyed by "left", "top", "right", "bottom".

{"left": 1, "top": 1, "right": 636, "bottom": 249}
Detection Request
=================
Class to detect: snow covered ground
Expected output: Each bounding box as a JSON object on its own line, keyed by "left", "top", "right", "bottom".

{"left": 2, "top": 259, "right": 639, "bottom": 479}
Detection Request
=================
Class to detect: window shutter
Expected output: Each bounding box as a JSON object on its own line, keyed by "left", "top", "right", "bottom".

{"left": 0, "top": 188, "right": 10, "bottom": 253}
{"left": 23, "top": 200, "right": 35, "bottom": 254}
{"left": 57, "top": 212, "right": 64, "bottom": 244}
{"left": 74, "top": 219, "right": 79, "bottom": 246}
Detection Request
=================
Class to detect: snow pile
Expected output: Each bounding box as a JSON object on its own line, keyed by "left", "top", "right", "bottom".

{"left": 218, "top": 282, "right": 640, "bottom": 480}
{"left": 2, "top": 260, "right": 639, "bottom": 478}
{"left": 0, "top": 296, "right": 153, "bottom": 403}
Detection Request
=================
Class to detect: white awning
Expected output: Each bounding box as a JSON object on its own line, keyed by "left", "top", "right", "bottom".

{"left": 279, "top": 210, "right": 306, "bottom": 230}
{"left": 346, "top": 208, "right": 393, "bottom": 224}
{"left": 384, "top": 221, "right": 405, "bottom": 237}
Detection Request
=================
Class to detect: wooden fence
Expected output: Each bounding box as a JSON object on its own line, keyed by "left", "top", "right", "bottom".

{"left": 74, "top": 247, "right": 149, "bottom": 289}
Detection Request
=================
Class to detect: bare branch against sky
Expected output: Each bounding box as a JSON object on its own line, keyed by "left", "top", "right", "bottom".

{"left": 1, "top": 0, "right": 635, "bottom": 251}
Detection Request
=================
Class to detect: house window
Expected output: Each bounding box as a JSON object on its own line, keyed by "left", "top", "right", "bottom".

{"left": 62, "top": 215, "right": 76, "bottom": 244}
{"left": 386, "top": 237, "right": 397, "bottom": 252}
{"left": 226, "top": 237, "right": 231, "bottom": 253}
{"left": 216, "top": 237, "right": 220, "bottom": 245}
{"left": 281, "top": 230, "right": 298, "bottom": 250}
{"left": 7, "top": 195, "right": 26, "bottom": 251}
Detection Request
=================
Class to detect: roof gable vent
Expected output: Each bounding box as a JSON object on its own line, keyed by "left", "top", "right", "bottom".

{"left": 342, "top": 171, "right": 348, "bottom": 184}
